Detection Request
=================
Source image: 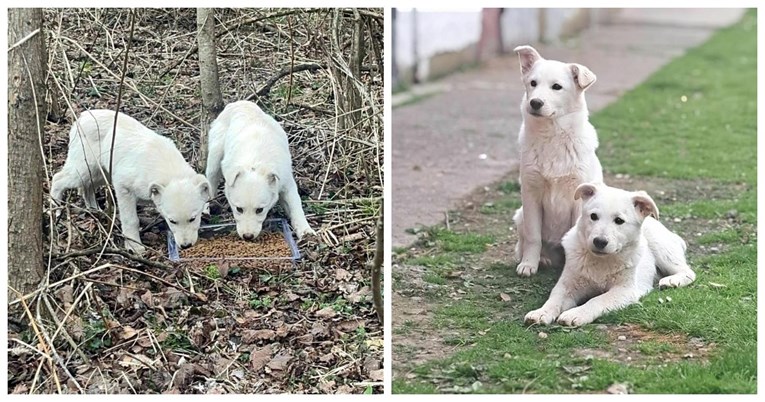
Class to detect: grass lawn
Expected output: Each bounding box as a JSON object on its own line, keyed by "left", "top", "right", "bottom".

{"left": 392, "top": 9, "right": 757, "bottom": 394}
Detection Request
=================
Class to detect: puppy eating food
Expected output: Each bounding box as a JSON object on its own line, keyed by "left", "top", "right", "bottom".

{"left": 51, "top": 110, "right": 211, "bottom": 254}
{"left": 206, "top": 101, "right": 315, "bottom": 240}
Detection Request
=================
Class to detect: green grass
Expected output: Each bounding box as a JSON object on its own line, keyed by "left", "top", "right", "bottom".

{"left": 394, "top": 10, "right": 757, "bottom": 394}
{"left": 394, "top": 92, "right": 439, "bottom": 109}
{"left": 592, "top": 11, "right": 757, "bottom": 184}
{"left": 428, "top": 228, "right": 495, "bottom": 253}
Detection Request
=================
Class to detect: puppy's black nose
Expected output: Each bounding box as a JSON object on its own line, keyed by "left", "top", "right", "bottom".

{"left": 180, "top": 243, "right": 192, "bottom": 250}
{"left": 593, "top": 237, "right": 608, "bottom": 250}
{"left": 530, "top": 98, "right": 544, "bottom": 110}
{"left": 243, "top": 233, "right": 255, "bottom": 241}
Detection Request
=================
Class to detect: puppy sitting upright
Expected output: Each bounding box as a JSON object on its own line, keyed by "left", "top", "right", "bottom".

{"left": 525, "top": 183, "right": 696, "bottom": 327}
{"left": 51, "top": 110, "right": 211, "bottom": 254}
{"left": 206, "top": 100, "right": 315, "bottom": 240}
{"left": 512, "top": 45, "right": 604, "bottom": 277}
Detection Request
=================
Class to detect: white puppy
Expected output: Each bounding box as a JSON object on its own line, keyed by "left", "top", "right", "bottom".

{"left": 512, "top": 45, "right": 604, "bottom": 277}
{"left": 51, "top": 110, "right": 211, "bottom": 254}
{"left": 525, "top": 183, "right": 696, "bottom": 327}
{"left": 206, "top": 100, "right": 315, "bottom": 240}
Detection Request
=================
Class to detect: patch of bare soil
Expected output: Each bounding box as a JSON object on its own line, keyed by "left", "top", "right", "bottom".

{"left": 575, "top": 324, "right": 716, "bottom": 366}
{"left": 9, "top": 8, "right": 383, "bottom": 394}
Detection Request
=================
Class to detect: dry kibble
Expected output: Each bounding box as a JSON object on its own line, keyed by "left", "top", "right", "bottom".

{"left": 181, "top": 232, "right": 291, "bottom": 259}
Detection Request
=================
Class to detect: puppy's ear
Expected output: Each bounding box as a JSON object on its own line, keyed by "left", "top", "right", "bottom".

{"left": 514, "top": 45, "right": 542, "bottom": 75}
{"left": 570, "top": 63, "right": 596, "bottom": 90}
{"left": 574, "top": 183, "right": 597, "bottom": 201}
{"left": 195, "top": 174, "right": 212, "bottom": 200}
{"left": 267, "top": 172, "right": 279, "bottom": 188}
{"left": 633, "top": 191, "right": 659, "bottom": 220}
{"left": 149, "top": 183, "right": 163, "bottom": 203}
{"left": 227, "top": 169, "right": 244, "bottom": 188}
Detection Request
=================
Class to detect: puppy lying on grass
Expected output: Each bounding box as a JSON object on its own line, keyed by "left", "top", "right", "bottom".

{"left": 51, "top": 110, "right": 211, "bottom": 254}
{"left": 525, "top": 182, "right": 696, "bottom": 327}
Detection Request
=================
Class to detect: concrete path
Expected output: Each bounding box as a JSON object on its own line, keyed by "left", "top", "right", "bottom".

{"left": 392, "top": 8, "right": 745, "bottom": 248}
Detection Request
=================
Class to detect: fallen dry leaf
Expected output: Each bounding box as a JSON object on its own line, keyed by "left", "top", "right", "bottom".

{"left": 116, "top": 287, "right": 132, "bottom": 307}
{"left": 56, "top": 285, "right": 74, "bottom": 307}
{"left": 250, "top": 344, "right": 275, "bottom": 371}
{"left": 347, "top": 286, "right": 371, "bottom": 303}
{"left": 334, "top": 268, "right": 352, "bottom": 281}
{"left": 119, "top": 326, "right": 138, "bottom": 340}
{"left": 172, "top": 363, "right": 195, "bottom": 388}
{"left": 267, "top": 353, "right": 292, "bottom": 371}
{"left": 499, "top": 293, "right": 512, "bottom": 302}
{"left": 368, "top": 369, "right": 384, "bottom": 381}
{"left": 336, "top": 320, "right": 363, "bottom": 333}
{"left": 315, "top": 306, "right": 336, "bottom": 319}
{"left": 242, "top": 329, "right": 276, "bottom": 343}
{"left": 607, "top": 383, "right": 630, "bottom": 394}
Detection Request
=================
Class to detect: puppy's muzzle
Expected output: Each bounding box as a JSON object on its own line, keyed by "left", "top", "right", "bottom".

{"left": 242, "top": 233, "right": 255, "bottom": 241}
{"left": 592, "top": 237, "right": 608, "bottom": 254}
{"left": 179, "top": 242, "right": 193, "bottom": 250}
{"left": 529, "top": 98, "right": 544, "bottom": 111}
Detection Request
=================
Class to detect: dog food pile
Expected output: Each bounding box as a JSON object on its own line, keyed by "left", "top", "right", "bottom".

{"left": 181, "top": 231, "right": 292, "bottom": 259}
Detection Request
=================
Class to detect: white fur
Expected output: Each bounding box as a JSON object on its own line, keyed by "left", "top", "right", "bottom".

{"left": 512, "top": 45, "right": 604, "bottom": 276}
{"left": 50, "top": 110, "right": 211, "bottom": 254}
{"left": 206, "top": 100, "right": 315, "bottom": 240}
{"left": 524, "top": 183, "right": 696, "bottom": 327}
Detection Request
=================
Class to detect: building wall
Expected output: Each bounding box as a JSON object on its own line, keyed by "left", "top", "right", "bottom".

{"left": 395, "top": 10, "right": 482, "bottom": 85}
{"left": 394, "top": 8, "right": 621, "bottom": 87}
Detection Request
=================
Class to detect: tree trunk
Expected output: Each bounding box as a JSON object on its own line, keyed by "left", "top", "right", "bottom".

{"left": 477, "top": 8, "right": 504, "bottom": 61}
{"left": 329, "top": 9, "right": 366, "bottom": 131}
{"left": 196, "top": 8, "right": 223, "bottom": 173}
{"left": 371, "top": 211, "right": 383, "bottom": 323}
{"left": 7, "top": 8, "right": 45, "bottom": 301}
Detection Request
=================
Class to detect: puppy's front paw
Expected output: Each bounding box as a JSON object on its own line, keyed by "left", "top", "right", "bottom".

{"left": 125, "top": 241, "right": 146, "bottom": 256}
{"left": 659, "top": 273, "right": 694, "bottom": 289}
{"left": 516, "top": 262, "right": 538, "bottom": 277}
{"left": 524, "top": 308, "right": 556, "bottom": 325}
{"left": 295, "top": 225, "right": 316, "bottom": 240}
{"left": 556, "top": 308, "right": 594, "bottom": 327}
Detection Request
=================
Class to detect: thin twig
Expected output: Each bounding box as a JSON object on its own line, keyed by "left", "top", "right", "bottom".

{"left": 284, "top": 15, "right": 295, "bottom": 113}
{"left": 107, "top": 8, "right": 136, "bottom": 226}
{"left": 7, "top": 28, "right": 40, "bottom": 52}
{"left": 11, "top": 286, "right": 62, "bottom": 393}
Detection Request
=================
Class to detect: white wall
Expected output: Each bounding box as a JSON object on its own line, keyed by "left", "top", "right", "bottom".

{"left": 500, "top": 8, "right": 540, "bottom": 48}
{"left": 394, "top": 8, "right": 596, "bottom": 84}
{"left": 541, "top": 8, "right": 582, "bottom": 42}
{"left": 395, "top": 10, "right": 482, "bottom": 82}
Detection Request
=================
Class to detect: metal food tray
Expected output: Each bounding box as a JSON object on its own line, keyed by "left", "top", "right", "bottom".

{"left": 167, "top": 218, "right": 300, "bottom": 263}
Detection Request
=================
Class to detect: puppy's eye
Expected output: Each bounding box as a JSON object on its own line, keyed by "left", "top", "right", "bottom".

{"left": 552, "top": 83, "right": 562, "bottom": 90}
{"left": 530, "top": 80, "right": 537, "bottom": 87}
{"left": 590, "top": 213, "right": 599, "bottom": 221}
{"left": 169, "top": 219, "right": 177, "bottom": 225}
{"left": 256, "top": 208, "right": 264, "bottom": 214}
{"left": 188, "top": 217, "right": 195, "bottom": 223}
{"left": 235, "top": 207, "right": 244, "bottom": 214}
{"left": 614, "top": 217, "right": 625, "bottom": 225}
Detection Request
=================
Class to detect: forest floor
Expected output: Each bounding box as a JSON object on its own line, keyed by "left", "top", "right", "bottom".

{"left": 8, "top": 8, "right": 384, "bottom": 394}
